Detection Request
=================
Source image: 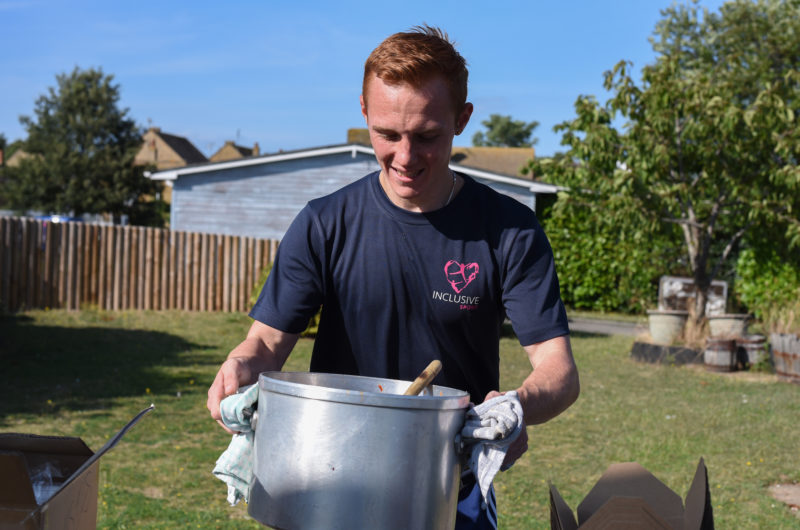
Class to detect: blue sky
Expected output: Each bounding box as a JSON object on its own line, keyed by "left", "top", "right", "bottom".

{"left": 1, "top": 0, "right": 727, "bottom": 158}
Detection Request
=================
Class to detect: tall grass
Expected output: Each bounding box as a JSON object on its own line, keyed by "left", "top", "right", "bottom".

{"left": 2, "top": 311, "right": 798, "bottom": 528}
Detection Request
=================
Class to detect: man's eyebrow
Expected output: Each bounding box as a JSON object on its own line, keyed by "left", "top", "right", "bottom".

{"left": 372, "top": 125, "right": 443, "bottom": 135}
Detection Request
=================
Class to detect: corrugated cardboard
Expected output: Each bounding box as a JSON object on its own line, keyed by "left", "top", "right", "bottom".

{"left": 550, "top": 458, "right": 714, "bottom": 530}
{"left": 0, "top": 405, "right": 154, "bottom": 530}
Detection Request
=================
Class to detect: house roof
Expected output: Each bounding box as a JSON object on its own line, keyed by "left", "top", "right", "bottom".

{"left": 145, "top": 143, "right": 562, "bottom": 194}
{"left": 450, "top": 146, "right": 534, "bottom": 178}
{"left": 346, "top": 129, "right": 536, "bottom": 178}
{"left": 153, "top": 129, "right": 208, "bottom": 164}
{"left": 210, "top": 140, "right": 259, "bottom": 162}
{"left": 5, "top": 149, "right": 35, "bottom": 167}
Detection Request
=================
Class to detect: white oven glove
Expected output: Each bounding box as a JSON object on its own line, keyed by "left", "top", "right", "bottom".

{"left": 212, "top": 383, "right": 258, "bottom": 505}
{"left": 460, "top": 390, "right": 524, "bottom": 501}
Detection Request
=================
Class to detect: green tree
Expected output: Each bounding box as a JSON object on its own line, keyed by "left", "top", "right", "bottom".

{"left": 531, "top": 0, "right": 800, "bottom": 324}
{"left": 472, "top": 114, "right": 539, "bottom": 147}
{"left": 5, "top": 67, "right": 163, "bottom": 224}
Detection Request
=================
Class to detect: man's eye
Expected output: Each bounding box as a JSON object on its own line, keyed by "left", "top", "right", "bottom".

{"left": 381, "top": 133, "right": 400, "bottom": 141}
{"left": 418, "top": 135, "right": 438, "bottom": 143}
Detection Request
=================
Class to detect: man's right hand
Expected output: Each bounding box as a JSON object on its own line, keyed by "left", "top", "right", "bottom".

{"left": 206, "top": 321, "right": 301, "bottom": 434}
{"left": 207, "top": 357, "right": 257, "bottom": 434}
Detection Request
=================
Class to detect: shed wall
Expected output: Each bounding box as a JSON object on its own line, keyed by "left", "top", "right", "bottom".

{"left": 171, "top": 152, "right": 380, "bottom": 240}
{"left": 170, "top": 152, "right": 539, "bottom": 240}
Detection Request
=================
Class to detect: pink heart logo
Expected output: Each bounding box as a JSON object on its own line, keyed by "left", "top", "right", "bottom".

{"left": 444, "top": 260, "right": 479, "bottom": 294}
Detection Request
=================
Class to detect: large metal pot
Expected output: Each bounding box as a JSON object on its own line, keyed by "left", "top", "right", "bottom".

{"left": 248, "top": 371, "right": 470, "bottom": 530}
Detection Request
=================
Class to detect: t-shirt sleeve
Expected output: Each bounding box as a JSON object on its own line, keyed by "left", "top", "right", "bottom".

{"left": 249, "top": 205, "right": 325, "bottom": 333}
{"left": 502, "top": 217, "right": 570, "bottom": 346}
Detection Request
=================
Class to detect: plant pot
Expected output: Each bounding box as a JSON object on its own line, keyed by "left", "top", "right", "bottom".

{"left": 704, "top": 337, "right": 736, "bottom": 372}
{"left": 770, "top": 333, "right": 800, "bottom": 383}
{"left": 647, "top": 310, "right": 688, "bottom": 345}
{"left": 737, "top": 334, "right": 767, "bottom": 366}
{"left": 707, "top": 314, "right": 750, "bottom": 338}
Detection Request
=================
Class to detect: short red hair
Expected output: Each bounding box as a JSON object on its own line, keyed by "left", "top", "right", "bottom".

{"left": 363, "top": 25, "right": 469, "bottom": 114}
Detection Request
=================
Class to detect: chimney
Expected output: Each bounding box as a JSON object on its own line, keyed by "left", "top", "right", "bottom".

{"left": 253, "top": 142, "right": 260, "bottom": 156}
{"left": 348, "top": 128, "right": 372, "bottom": 147}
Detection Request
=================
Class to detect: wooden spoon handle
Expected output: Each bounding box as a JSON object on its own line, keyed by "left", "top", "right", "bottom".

{"left": 403, "top": 360, "right": 442, "bottom": 396}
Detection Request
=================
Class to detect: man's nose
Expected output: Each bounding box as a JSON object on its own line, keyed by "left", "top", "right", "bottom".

{"left": 394, "top": 137, "right": 417, "bottom": 166}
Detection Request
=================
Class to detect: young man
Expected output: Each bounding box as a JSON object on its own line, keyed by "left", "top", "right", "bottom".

{"left": 208, "top": 26, "right": 579, "bottom": 529}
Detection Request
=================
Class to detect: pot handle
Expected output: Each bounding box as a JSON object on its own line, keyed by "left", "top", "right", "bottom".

{"left": 454, "top": 433, "right": 466, "bottom": 456}
{"left": 250, "top": 409, "right": 259, "bottom": 432}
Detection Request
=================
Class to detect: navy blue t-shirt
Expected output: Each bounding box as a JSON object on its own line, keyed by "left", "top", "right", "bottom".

{"left": 250, "top": 171, "right": 569, "bottom": 402}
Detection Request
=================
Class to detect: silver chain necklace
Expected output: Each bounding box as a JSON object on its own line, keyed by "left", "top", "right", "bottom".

{"left": 445, "top": 171, "right": 456, "bottom": 207}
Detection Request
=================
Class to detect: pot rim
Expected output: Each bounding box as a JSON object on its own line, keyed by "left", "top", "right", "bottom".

{"left": 647, "top": 309, "right": 689, "bottom": 316}
{"left": 259, "top": 371, "right": 471, "bottom": 411}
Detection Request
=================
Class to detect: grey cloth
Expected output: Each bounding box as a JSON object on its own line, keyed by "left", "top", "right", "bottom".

{"left": 460, "top": 391, "right": 525, "bottom": 501}
{"left": 212, "top": 384, "right": 259, "bottom": 505}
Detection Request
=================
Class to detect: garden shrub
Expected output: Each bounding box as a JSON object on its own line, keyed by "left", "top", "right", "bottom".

{"left": 736, "top": 245, "right": 800, "bottom": 334}
{"left": 540, "top": 192, "right": 683, "bottom": 314}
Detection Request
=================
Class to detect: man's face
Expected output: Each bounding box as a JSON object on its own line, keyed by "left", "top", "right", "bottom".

{"left": 361, "top": 74, "right": 472, "bottom": 212}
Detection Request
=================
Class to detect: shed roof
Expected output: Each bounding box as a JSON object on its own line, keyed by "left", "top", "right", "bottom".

{"left": 146, "top": 143, "right": 562, "bottom": 194}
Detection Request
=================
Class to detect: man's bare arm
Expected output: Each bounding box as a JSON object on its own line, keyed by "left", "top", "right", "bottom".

{"left": 484, "top": 334, "right": 579, "bottom": 467}
{"left": 207, "top": 320, "right": 300, "bottom": 428}
{"left": 517, "top": 334, "right": 579, "bottom": 425}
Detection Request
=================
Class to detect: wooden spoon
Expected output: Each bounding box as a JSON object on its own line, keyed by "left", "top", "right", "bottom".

{"left": 403, "top": 360, "right": 442, "bottom": 396}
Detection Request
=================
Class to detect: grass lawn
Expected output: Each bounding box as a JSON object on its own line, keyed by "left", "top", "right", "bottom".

{"left": 2, "top": 310, "right": 798, "bottom": 528}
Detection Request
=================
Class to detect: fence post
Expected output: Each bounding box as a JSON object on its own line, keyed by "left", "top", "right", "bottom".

{"left": 158, "top": 228, "right": 167, "bottom": 310}
{"left": 168, "top": 230, "right": 177, "bottom": 310}
{"left": 22, "top": 219, "right": 34, "bottom": 311}
{"left": 0, "top": 218, "right": 13, "bottom": 312}
{"left": 87, "top": 224, "right": 98, "bottom": 308}
{"left": 191, "top": 232, "right": 200, "bottom": 311}
{"left": 199, "top": 233, "right": 208, "bottom": 312}
{"left": 75, "top": 223, "right": 85, "bottom": 310}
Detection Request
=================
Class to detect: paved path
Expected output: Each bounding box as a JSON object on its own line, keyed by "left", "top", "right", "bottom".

{"left": 567, "top": 317, "right": 647, "bottom": 337}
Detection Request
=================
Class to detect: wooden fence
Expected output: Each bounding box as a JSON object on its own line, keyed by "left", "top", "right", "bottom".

{"left": 0, "top": 216, "right": 279, "bottom": 313}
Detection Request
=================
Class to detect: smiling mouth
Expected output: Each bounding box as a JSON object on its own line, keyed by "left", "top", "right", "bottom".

{"left": 392, "top": 167, "right": 424, "bottom": 179}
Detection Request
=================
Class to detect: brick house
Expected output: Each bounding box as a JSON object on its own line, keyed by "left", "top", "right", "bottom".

{"left": 210, "top": 141, "right": 260, "bottom": 162}
{"left": 134, "top": 127, "right": 207, "bottom": 170}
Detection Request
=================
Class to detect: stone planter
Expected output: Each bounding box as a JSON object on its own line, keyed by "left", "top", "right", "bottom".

{"left": 707, "top": 313, "right": 750, "bottom": 338}
{"left": 770, "top": 332, "right": 800, "bottom": 383}
{"left": 647, "top": 309, "right": 688, "bottom": 345}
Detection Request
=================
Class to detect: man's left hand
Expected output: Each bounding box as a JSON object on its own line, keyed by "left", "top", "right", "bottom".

{"left": 483, "top": 390, "right": 529, "bottom": 469}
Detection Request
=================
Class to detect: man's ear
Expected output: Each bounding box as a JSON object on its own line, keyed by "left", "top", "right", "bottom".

{"left": 455, "top": 102, "right": 473, "bottom": 135}
{"left": 360, "top": 94, "right": 368, "bottom": 122}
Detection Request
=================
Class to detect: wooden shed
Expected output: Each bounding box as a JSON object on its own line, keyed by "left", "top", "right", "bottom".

{"left": 145, "top": 143, "right": 560, "bottom": 241}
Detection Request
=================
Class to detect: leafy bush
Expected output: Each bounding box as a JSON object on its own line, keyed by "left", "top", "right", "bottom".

{"left": 736, "top": 246, "right": 800, "bottom": 334}
{"left": 540, "top": 190, "right": 683, "bottom": 314}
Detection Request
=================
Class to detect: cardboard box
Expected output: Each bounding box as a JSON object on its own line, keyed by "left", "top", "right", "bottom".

{"left": 0, "top": 405, "right": 154, "bottom": 530}
{"left": 549, "top": 458, "right": 714, "bottom": 530}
